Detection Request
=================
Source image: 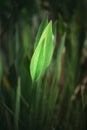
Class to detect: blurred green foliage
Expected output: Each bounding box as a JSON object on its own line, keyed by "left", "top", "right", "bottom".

{"left": 0, "top": 0, "right": 87, "bottom": 130}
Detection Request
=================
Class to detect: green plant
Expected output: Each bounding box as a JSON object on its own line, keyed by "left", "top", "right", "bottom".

{"left": 0, "top": 1, "right": 87, "bottom": 129}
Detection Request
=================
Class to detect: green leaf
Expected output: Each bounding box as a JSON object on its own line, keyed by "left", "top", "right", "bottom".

{"left": 30, "top": 21, "right": 54, "bottom": 81}
{"left": 34, "top": 16, "right": 48, "bottom": 49}
{"left": 22, "top": 22, "right": 31, "bottom": 54}
{"left": 52, "top": 21, "right": 57, "bottom": 38}
{"left": 14, "top": 77, "right": 21, "bottom": 130}
{"left": 57, "top": 32, "right": 66, "bottom": 63}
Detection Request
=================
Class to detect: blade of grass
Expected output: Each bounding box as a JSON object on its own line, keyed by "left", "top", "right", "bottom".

{"left": 14, "top": 77, "right": 21, "bottom": 130}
